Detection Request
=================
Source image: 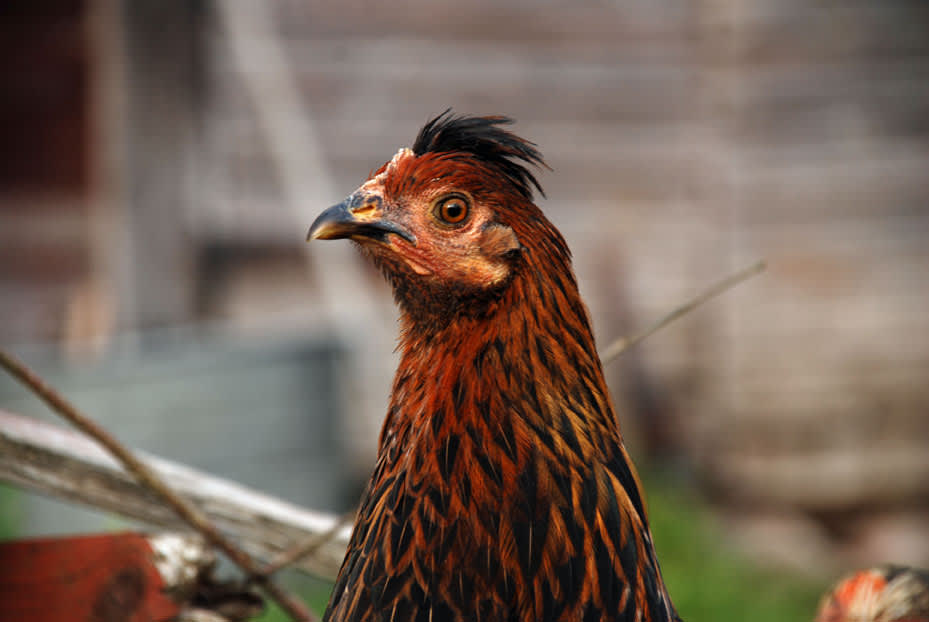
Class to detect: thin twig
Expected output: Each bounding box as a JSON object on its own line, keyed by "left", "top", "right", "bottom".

{"left": 262, "top": 510, "right": 356, "bottom": 577}
{"left": 599, "top": 260, "right": 766, "bottom": 366}
{"left": 0, "top": 349, "right": 316, "bottom": 622}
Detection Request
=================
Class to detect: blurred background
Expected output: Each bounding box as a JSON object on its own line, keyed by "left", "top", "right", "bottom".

{"left": 1, "top": 0, "right": 928, "bottom": 619}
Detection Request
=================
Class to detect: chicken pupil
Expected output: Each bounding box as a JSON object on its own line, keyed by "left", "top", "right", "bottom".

{"left": 440, "top": 198, "right": 466, "bottom": 222}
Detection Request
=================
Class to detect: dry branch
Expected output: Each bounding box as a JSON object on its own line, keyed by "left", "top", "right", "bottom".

{"left": 0, "top": 350, "right": 315, "bottom": 622}
{"left": 0, "top": 409, "right": 350, "bottom": 580}
{"left": 600, "top": 260, "right": 766, "bottom": 365}
{"left": 262, "top": 510, "right": 356, "bottom": 578}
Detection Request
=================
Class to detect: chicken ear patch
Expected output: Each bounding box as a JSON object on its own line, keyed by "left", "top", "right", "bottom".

{"left": 480, "top": 223, "right": 521, "bottom": 259}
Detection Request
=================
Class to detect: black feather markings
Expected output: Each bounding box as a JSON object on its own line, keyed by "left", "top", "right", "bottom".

{"left": 492, "top": 416, "right": 519, "bottom": 464}
{"left": 412, "top": 110, "right": 548, "bottom": 200}
{"left": 427, "top": 486, "right": 451, "bottom": 516}
{"left": 556, "top": 550, "right": 587, "bottom": 610}
{"left": 438, "top": 433, "right": 460, "bottom": 483}
{"left": 558, "top": 410, "right": 584, "bottom": 457}
{"left": 594, "top": 529, "right": 619, "bottom": 614}
{"left": 459, "top": 473, "right": 472, "bottom": 508}
{"left": 618, "top": 528, "right": 639, "bottom": 596}
{"left": 429, "top": 600, "right": 455, "bottom": 622}
{"left": 475, "top": 450, "right": 504, "bottom": 488}
{"left": 390, "top": 505, "right": 415, "bottom": 553}
{"left": 583, "top": 603, "right": 603, "bottom": 622}
{"left": 642, "top": 562, "right": 665, "bottom": 622}
{"left": 419, "top": 503, "right": 439, "bottom": 545}
{"left": 604, "top": 450, "right": 648, "bottom": 530}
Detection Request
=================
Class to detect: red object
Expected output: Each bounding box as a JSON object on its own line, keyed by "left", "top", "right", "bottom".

{"left": 0, "top": 532, "right": 181, "bottom": 622}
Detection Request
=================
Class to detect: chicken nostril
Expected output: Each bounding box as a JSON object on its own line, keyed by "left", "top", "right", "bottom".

{"left": 348, "top": 194, "right": 383, "bottom": 216}
{"left": 352, "top": 203, "right": 377, "bottom": 216}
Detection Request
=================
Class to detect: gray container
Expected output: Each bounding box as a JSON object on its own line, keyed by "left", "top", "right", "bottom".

{"left": 0, "top": 328, "right": 348, "bottom": 536}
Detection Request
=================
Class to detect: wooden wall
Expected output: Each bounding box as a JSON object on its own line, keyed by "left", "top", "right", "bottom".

{"left": 695, "top": 0, "right": 929, "bottom": 567}
{"left": 202, "top": 0, "right": 929, "bottom": 566}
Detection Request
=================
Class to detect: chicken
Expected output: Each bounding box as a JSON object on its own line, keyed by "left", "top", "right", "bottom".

{"left": 308, "top": 112, "right": 680, "bottom": 622}
{"left": 815, "top": 565, "right": 929, "bottom": 622}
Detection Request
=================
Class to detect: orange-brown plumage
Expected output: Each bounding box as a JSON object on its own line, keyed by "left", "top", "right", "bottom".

{"left": 309, "top": 112, "right": 680, "bottom": 622}
{"left": 815, "top": 566, "right": 929, "bottom": 622}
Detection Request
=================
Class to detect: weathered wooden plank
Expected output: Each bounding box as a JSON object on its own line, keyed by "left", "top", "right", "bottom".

{"left": 207, "top": 33, "right": 701, "bottom": 125}
{"left": 730, "top": 2, "right": 929, "bottom": 63}
{"left": 274, "top": 0, "right": 694, "bottom": 40}
{"left": 0, "top": 410, "right": 349, "bottom": 580}
{"left": 706, "top": 447, "right": 929, "bottom": 510}
{"left": 208, "top": 118, "right": 706, "bottom": 204}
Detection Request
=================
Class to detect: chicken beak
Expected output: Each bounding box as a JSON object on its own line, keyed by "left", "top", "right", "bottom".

{"left": 307, "top": 194, "right": 415, "bottom": 244}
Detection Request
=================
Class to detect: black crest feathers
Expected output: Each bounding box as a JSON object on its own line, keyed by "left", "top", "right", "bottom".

{"left": 412, "top": 110, "right": 548, "bottom": 200}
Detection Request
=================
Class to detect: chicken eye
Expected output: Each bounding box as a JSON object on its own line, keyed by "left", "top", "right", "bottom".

{"left": 435, "top": 196, "right": 469, "bottom": 225}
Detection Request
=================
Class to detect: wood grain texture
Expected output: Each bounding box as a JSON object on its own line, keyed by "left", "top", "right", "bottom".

{"left": 0, "top": 409, "right": 349, "bottom": 580}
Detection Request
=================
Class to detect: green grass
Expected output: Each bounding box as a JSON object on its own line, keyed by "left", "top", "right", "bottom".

{"left": 0, "top": 484, "right": 22, "bottom": 539}
{"left": 645, "top": 472, "right": 828, "bottom": 622}
{"left": 256, "top": 473, "right": 828, "bottom": 621}
{"left": 254, "top": 574, "right": 332, "bottom": 622}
